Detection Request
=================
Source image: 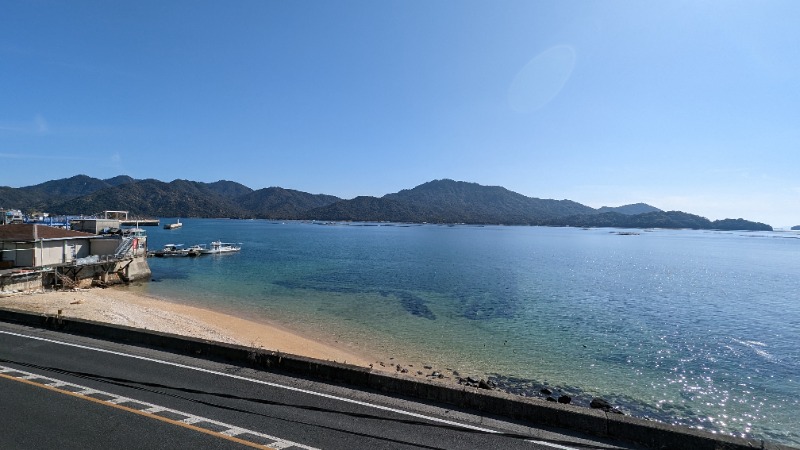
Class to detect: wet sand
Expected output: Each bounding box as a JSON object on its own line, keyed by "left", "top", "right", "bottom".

{"left": 0, "top": 287, "right": 461, "bottom": 382}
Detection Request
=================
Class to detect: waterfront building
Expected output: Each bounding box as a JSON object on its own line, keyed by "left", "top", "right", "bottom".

{"left": 0, "top": 223, "right": 150, "bottom": 293}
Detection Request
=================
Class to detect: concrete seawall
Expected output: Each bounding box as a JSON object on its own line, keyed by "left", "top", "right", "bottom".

{"left": 0, "top": 307, "right": 794, "bottom": 450}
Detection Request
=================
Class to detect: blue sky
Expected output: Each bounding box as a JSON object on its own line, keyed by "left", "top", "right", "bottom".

{"left": 2, "top": 1, "right": 798, "bottom": 226}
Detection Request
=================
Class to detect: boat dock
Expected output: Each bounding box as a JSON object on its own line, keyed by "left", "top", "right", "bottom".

{"left": 122, "top": 219, "right": 159, "bottom": 226}
{"left": 101, "top": 211, "right": 159, "bottom": 227}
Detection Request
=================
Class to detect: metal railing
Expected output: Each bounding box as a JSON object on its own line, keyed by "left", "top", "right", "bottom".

{"left": 113, "top": 237, "right": 135, "bottom": 259}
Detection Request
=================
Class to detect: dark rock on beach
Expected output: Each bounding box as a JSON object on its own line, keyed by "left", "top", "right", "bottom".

{"left": 589, "top": 397, "right": 622, "bottom": 413}
{"left": 558, "top": 395, "right": 572, "bottom": 404}
{"left": 490, "top": 375, "right": 685, "bottom": 425}
{"left": 590, "top": 398, "right": 612, "bottom": 410}
{"left": 457, "top": 376, "right": 495, "bottom": 390}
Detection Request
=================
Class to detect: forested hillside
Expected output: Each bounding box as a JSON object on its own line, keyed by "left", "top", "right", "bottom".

{"left": 0, "top": 175, "right": 772, "bottom": 231}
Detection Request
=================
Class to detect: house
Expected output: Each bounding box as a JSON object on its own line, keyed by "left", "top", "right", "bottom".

{"left": 0, "top": 224, "right": 150, "bottom": 293}
{"left": 0, "top": 224, "right": 111, "bottom": 268}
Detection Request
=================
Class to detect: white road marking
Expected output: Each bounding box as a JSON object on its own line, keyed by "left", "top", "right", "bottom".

{"left": 0, "top": 363, "right": 317, "bottom": 450}
{"left": 0, "top": 329, "right": 581, "bottom": 449}
{"left": 181, "top": 416, "right": 204, "bottom": 425}
{"left": 528, "top": 441, "right": 584, "bottom": 450}
{"left": 75, "top": 388, "right": 100, "bottom": 395}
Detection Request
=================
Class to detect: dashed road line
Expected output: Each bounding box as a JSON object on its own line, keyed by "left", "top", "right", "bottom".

{"left": 0, "top": 364, "right": 318, "bottom": 450}
{"left": 1, "top": 330, "right": 583, "bottom": 450}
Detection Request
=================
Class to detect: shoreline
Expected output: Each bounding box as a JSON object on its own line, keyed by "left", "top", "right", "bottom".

{"left": 3, "top": 286, "right": 797, "bottom": 447}
{"left": 0, "top": 286, "right": 462, "bottom": 384}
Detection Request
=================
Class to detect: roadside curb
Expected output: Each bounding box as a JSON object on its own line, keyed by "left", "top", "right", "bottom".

{"left": 0, "top": 307, "right": 794, "bottom": 450}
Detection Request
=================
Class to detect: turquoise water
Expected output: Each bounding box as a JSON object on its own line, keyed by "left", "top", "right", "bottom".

{"left": 140, "top": 219, "right": 800, "bottom": 445}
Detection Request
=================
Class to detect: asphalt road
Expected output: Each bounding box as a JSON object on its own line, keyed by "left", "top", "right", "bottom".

{"left": 0, "top": 321, "right": 639, "bottom": 450}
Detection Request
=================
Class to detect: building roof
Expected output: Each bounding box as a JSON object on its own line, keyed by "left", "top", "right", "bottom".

{"left": 0, "top": 224, "right": 98, "bottom": 242}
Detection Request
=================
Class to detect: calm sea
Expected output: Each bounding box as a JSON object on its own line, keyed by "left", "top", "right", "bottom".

{"left": 137, "top": 219, "right": 800, "bottom": 445}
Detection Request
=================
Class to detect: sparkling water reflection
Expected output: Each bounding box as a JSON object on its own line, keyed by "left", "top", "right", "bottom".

{"left": 141, "top": 220, "right": 800, "bottom": 445}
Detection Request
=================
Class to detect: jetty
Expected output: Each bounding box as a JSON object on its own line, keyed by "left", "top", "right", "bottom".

{"left": 101, "top": 210, "right": 159, "bottom": 227}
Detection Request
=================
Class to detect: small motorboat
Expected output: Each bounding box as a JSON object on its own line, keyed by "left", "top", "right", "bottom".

{"left": 164, "top": 219, "right": 183, "bottom": 230}
{"left": 200, "top": 241, "right": 241, "bottom": 254}
{"left": 150, "top": 244, "right": 188, "bottom": 257}
{"left": 186, "top": 244, "right": 205, "bottom": 257}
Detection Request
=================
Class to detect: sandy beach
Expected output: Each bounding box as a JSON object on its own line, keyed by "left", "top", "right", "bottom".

{"left": 0, "top": 287, "right": 460, "bottom": 382}
{"left": 0, "top": 287, "right": 378, "bottom": 366}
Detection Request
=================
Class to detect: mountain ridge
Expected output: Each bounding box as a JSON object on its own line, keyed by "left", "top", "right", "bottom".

{"left": 0, "top": 175, "right": 772, "bottom": 231}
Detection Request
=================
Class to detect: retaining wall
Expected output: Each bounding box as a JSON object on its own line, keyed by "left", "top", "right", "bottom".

{"left": 0, "top": 307, "right": 793, "bottom": 450}
{"left": 0, "top": 256, "right": 150, "bottom": 294}
{"left": 0, "top": 271, "right": 43, "bottom": 295}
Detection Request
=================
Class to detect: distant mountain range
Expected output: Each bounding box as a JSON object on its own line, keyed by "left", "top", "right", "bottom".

{"left": 0, "top": 175, "right": 772, "bottom": 231}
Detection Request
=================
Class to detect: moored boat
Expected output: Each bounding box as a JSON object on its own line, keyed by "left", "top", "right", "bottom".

{"left": 150, "top": 243, "right": 189, "bottom": 257}
{"left": 200, "top": 241, "right": 241, "bottom": 254}
{"left": 164, "top": 219, "right": 182, "bottom": 230}
{"left": 186, "top": 244, "right": 205, "bottom": 256}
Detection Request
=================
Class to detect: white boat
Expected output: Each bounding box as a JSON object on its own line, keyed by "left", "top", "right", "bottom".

{"left": 151, "top": 243, "right": 188, "bottom": 257}
{"left": 200, "top": 241, "right": 241, "bottom": 254}
{"left": 186, "top": 244, "right": 205, "bottom": 257}
{"left": 164, "top": 219, "right": 182, "bottom": 230}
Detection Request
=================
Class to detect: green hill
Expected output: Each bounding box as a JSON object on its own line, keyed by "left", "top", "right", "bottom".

{"left": 305, "top": 196, "right": 424, "bottom": 222}
{"left": 382, "top": 179, "right": 595, "bottom": 223}
{"left": 50, "top": 179, "right": 248, "bottom": 218}
{"left": 0, "top": 175, "right": 773, "bottom": 231}
{"left": 597, "top": 203, "right": 662, "bottom": 215}
{"left": 237, "top": 187, "right": 340, "bottom": 219}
